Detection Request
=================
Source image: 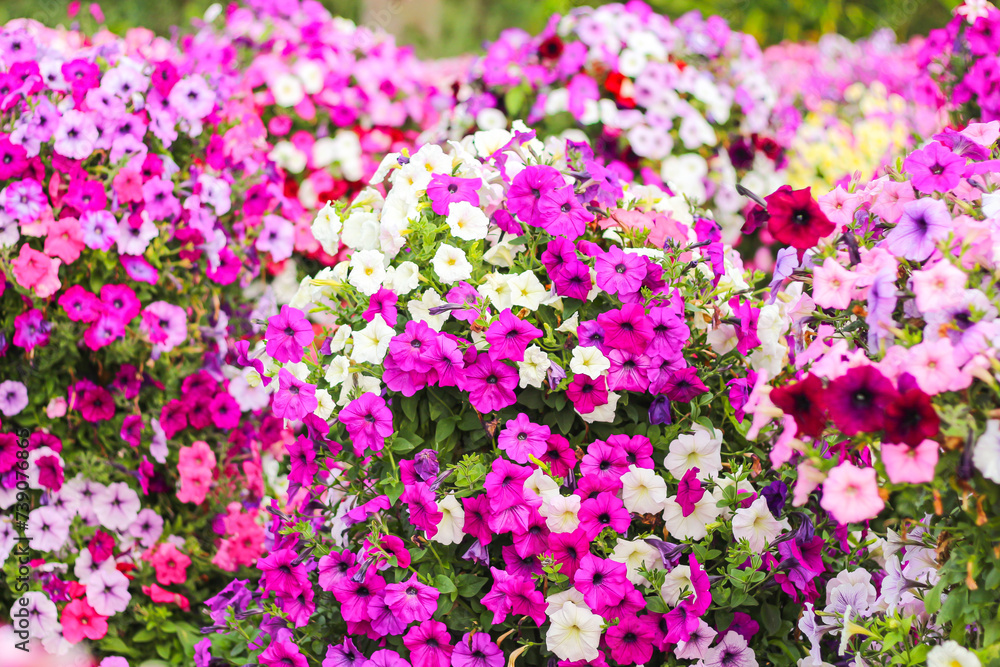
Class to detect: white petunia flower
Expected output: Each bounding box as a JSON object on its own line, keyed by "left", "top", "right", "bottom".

{"left": 570, "top": 346, "right": 611, "bottom": 379}
{"left": 314, "top": 389, "right": 335, "bottom": 421}
{"left": 610, "top": 538, "right": 659, "bottom": 586}
{"left": 479, "top": 273, "right": 514, "bottom": 310}
{"left": 538, "top": 494, "right": 581, "bottom": 534}
{"left": 664, "top": 424, "right": 723, "bottom": 480}
{"left": 732, "top": 496, "right": 785, "bottom": 551}
{"left": 348, "top": 249, "right": 386, "bottom": 295}
{"left": 927, "top": 642, "right": 981, "bottom": 667}
{"left": 270, "top": 73, "right": 304, "bottom": 107}
{"left": 407, "top": 290, "right": 450, "bottom": 331}
{"left": 311, "top": 202, "right": 343, "bottom": 255}
{"left": 386, "top": 261, "right": 421, "bottom": 295}
{"left": 621, "top": 465, "right": 668, "bottom": 515}
{"left": 518, "top": 345, "right": 552, "bottom": 388}
{"left": 340, "top": 209, "right": 381, "bottom": 251}
{"left": 973, "top": 420, "right": 1000, "bottom": 483}
{"left": 324, "top": 355, "right": 351, "bottom": 386}
{"left": 661, "top": 493, "right": 720, "bottom": 541}
{"left": 546, "top": 601, "right": 603, "bottom": 662}
{"left": 660, "top": 564, "right": 693, "bottom": 607}
{"left": 352, "top": 315, "right": 394, "bottom": 364}
{"left": 430, "top": 494, "right": 465, "bottom": 545}
{"left": 509, "top": 271, "right": 547, "bottom": 311}
{"left": 431, "top": 244, "right": 473, "bottom": 283}
{"left": 445, "top": 201, "right": 490, "bottom": 240}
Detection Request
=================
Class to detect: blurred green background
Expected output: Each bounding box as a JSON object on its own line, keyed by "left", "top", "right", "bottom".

{"left": 0, "top": 0, "right": 962, "bottom": 57}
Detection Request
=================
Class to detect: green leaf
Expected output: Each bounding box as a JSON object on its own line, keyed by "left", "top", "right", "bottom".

{"left": 436, "top": 418, "right": 457, "bottom": 443}
{"left": 435, "top": 574, "right": 458, "bottom": 595}
{"left": 457, "top": 574, "right": 487, "bottom": 597}
{"left": 761, "top": 603, "right": 781, "bottom": 635}
{"left": 384, "top": 479, "right": 405, "bottom": 505}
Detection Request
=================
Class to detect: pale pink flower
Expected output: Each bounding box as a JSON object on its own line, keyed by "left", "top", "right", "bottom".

{"left": 911, "top": 261, "right": 966, "bottom": 314}
{"left": 812, "top": 257, "right": 858, "bottom": 310}
{"left": 818, "top": 186, "right": 859, "bottom": 226}
{"left": 907, "top": 338, "right": 967, "bottom": 395}
{"left": 820, "top": 462, "right": 884, "bottom": 524}
{"left": 881, "top": 440, "right": 939, "bottom": 484}
{"left": 792, "top": 460, "right": 826, "bottom": 507}
{"left": 870, "top": 180, "right": 915, "bottom": 224}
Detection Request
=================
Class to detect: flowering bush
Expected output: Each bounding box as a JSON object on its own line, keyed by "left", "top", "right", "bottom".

{"left": 427, "top": 2, "right": 785, "bottom": 242}
{"left": 763, "top": 30, "right": 944, "bottom": 195}
{"left": 0, "top": 18, "right": 282, "bottom": 664}
{"left": 742, "top": 120, "right": 1000, "bottom": 665}
{"left": 194, "top": 126, "right": 869, "bottom": 667}
{"left": 919, "top": 1, "right": 1000, "bottom": 125}
{"left": 181, "top": 0, "right": 449, "bottom": 276}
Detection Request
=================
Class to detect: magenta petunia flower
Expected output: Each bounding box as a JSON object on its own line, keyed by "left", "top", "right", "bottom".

{"left": 537, "top": 186, "right": 591, "bottom": 238}
{"left": 383, "top": 573, "right": 440, "bottom": 624}
{"left": 597, "top": 303, "right": 653, "bottom": 353}
{"left": 595, "top": 246, "right": 647, "bottom": 296}
{"left": 497, "top": 413, "right": 550, "bottom": 463}
{"left": 605, "top": 614, "right": 655, "bottom": 665}
{"left": 552, "top": 260, "right": 593, "bottom": 301}
{"left": 266, "top": 305, "right": 315, "bottom": 364}
{"left": 259, "top": 548, "right": 309, "bottom": 598}
{"left": 388, "top": 319, "right": 440, "bottom": 372}
{"left": 259, "top": 629, "right": 308, "bottom": 667}
{"left": 461, "top": 354, "right": 518, "bottom": 413}
{"left": 902, "top": 141, "right": 965, "bottom": 193}
{"left": 404, "top": 621, "right": 454, "bottom": 667}
{"left": 662, "top": 367, "right": 708, "bottom": 403}
{"left": 566, "top": 373, "right": 609, "bottom": 414}
{"left": 507, "top": 164, "right": 563, "bottom": 226}
{"left": 364, "top": 288, "right": 399, "bottom": 328}
{"left": 271, "top": 368, "right": 319, "bottom": 421}
{"left": 451, "top": 632, "right": 503, "bottom": 667}
{"left": 578, "top": 491, "right": 631, "bottom": 539}
{"left": 427, "top": 174, "right": 482, "bottom": 216}
{"left": 484, "top": 309, "right": 543, "bottom": 362}
{"left": 548, "top": 528, "right": 590, "bottom": 580}
{"left": 575, "top": 554, "right": 630, "bottom": 609}
{"left": 339, "top": 392, "right": 393, "bottom": 455}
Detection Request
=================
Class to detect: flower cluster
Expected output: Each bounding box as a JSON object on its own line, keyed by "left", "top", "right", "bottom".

{"left": 763, "top": 30, "right": 944, "bottom": 195}
{"left": 204, "top": 127, "right": 852, "bottom": 667}
{"left": 744, "top": 118, "right": 1000, "bottom": 665}
{"left": 428, "top": 2, "right": 785, "bottom": 241}
{"left": 181, "top": 0, "right": 449, "bottom": 275}
{"left": 0, "top": 16, "right": 283, "bottom": 663}
{"left": 919, "top": 0, "right": 1000, "bottom": 124}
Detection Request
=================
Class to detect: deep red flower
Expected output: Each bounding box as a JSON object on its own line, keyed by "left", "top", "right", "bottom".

{"left": 883, "top": 375, "right": 940, "bottom": 447}
{"left": 765, "top": 186, "right": 835, "bottom": 250}
{"left": 770, "top": 374, "right": 827, "bottom": 438}
{"left": 826, "top": 366, "right": 898, "bottom": 436}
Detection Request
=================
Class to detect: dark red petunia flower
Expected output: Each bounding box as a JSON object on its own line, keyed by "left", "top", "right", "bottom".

{"left": 826, "top": 365, "right": 898, "bottom": 436}
{"left": 765, "top": 186, "right": 835, "bottom": 250}
{"left": 883, "top": 374, "right": 940, "bottom": 447}
{"left": 770, "top": 373, "right": 827, "bottom": 438}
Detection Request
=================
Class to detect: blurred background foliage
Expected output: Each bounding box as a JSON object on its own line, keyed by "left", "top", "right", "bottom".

{"left": 0, "top": 0, "right": 962, "bottom": 57}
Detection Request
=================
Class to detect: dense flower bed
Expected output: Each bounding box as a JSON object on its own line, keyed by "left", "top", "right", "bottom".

{"left": 0, "top": 16, "right": 280, "bottom": 664}
{"left": 2, "top": 1, "right": 1000, "bottom": 666}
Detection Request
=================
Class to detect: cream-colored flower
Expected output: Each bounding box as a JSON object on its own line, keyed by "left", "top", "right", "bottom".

{"left": 546, "top": 601, "right": 603, "bottom": 663}
{"left": 446, "top": 201, "right": 489, "bottom": 241}
{"left": 539, "top": 494, "right": 581, "bottom": 534}
{"left": 430, "top": 494, "right": 465, "bottom": 545}
{"left": 621, "top": 465, "right": 668, "bottom": 515}
{"left": 610, "top": 538, "right": 659, "bottom": 586}
{"left": 732, "top": 497, "right": 785, "bottom": 551}
{"left": 431, "top": 243, "right": 472, "bottom": 283}
{"left": 664, "top": 424, "right": 723, "bottom": 480}
{"left": 570, "top": 346, "right": 610, "bottom": 379}
{"left": 351, "top": 316, "right": 394, "bottom": 365}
